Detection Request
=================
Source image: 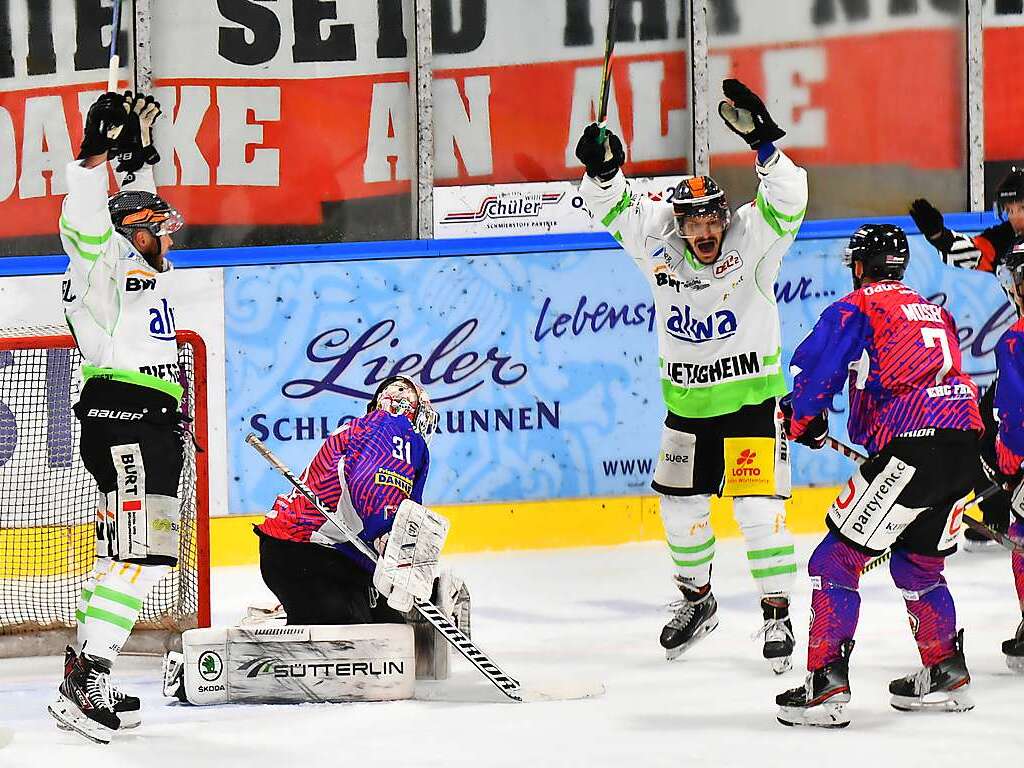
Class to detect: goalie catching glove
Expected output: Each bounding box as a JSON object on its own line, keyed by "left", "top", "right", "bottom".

{"left": 373, "top": 499, "right": 450, "bottom": 612}
{"left": 718, "top": 78, "right": 785, "bottom": 150}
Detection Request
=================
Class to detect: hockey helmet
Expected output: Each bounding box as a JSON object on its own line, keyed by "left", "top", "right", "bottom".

{"left": 843, "top": 224, "right": 910, "bottom": 288}
{"left": 1002, "top": 236, "right": 1024, "bottom": 314}
{"left": 367, "top": 376, "right": 439, "bottom": 444}
{"left": 994, "top": 166, "right": 1024, "bottom": 222}
{"left": 673, "top": 175, "right": 731, "bottom": 242}
{"left": 108, "top": 190, "right": 184, "bottom": 240}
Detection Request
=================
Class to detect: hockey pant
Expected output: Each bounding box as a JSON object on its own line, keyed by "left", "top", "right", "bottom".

{"left": 806, "top": 532, "right": 957, "bottom": 670}
{"left": 658, "top": 494, "right": 796, "bottom": 595}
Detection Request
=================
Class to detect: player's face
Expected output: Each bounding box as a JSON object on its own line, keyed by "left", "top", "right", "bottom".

{"left": 679, "top": 214, "right": 726, "bottom": 264}
{"left": 1004, "top": 201, "right": 1024, "bottom": 235}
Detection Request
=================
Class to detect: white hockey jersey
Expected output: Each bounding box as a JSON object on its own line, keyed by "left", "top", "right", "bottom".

{"left": 59, "top": 162, "right": 183, "bottom": 402}
{"left": 580, "top": 150, "right": 807, "bottom": 418}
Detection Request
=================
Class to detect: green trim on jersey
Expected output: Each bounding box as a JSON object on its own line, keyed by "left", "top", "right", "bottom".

{"left": 59, "top": 216, "right": 112, "bottom": 263}
{"left": 755, "top": 192, "right": 805, "bottom": 238}
{"left": 661, "top": 370, "right": 787, "bottom": 418}
{"left": 82, "top": 365, "right": 183, "bottom": 403}
{"left": 601, "top": 189, "right": 633, "bottom": 228}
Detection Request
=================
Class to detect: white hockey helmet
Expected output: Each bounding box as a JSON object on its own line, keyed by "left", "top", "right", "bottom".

{"left": 367, "top": 376, "right": 439, "bottom": 443}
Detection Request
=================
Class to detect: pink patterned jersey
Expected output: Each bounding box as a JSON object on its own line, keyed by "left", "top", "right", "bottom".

{"left": 258, "top": 410, "right": 429, "bottom": 568}
{"left": 790, "top": 280, "right": 982, "bottom": 454}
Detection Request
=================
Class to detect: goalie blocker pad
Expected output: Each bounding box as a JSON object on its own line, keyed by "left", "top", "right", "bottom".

{"left": 165, "top": 624, "right": 415, "bottom": 705}
{"left": 374, "top": 499, "right": 450, "bottom": 612}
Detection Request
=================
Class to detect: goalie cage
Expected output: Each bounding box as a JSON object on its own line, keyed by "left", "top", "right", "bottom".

{"left": 0, "top": 325, "right": 210, "bottom": 657}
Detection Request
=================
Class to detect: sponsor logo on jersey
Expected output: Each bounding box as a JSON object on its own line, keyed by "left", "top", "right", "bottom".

{"left": 149, "top": 297, "right": 177, "bottom": 341}
{"left": 723, "top": 438, "right": 776, "bottom": 495}
{"left": 662, "top": 452, "right": 689, "bottom": 464}
{"left": 654, "top": 265, "right": 710, "bottom": 292}
{"left": 126, "top": 277, "right": 157, "bottom": 292}
{"left": 925, "top": 382, "right": 973, "bottom": 399}
{"left": 666, "top": 305, "right": 737, "bottom": 343}
{"left": 713, "top": 251, "right": 743, "bottom": 279}
{"left": 850, "top": 461, "right": 909, "bottom": 536}
{"left": 139, "top": 362, "right": 181, "bottom": 383}
{"left": 665, "top": 350, "right": 759, "bottom": 386}
{"left": 375, "top": 468, "right": 413, "bottom": 494}
{"left": 120, "top": 452, "right": 140, "bottom": 497}
{"left": 862, "top": 282, "right": 905, "bottom": 296}
{"left": 198, "top": 651, "right": 224, "bottom": 682}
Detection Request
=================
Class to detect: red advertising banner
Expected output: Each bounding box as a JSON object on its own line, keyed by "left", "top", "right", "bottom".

{"left": 0, "top": 1, "right": 1020, "bottom": 249}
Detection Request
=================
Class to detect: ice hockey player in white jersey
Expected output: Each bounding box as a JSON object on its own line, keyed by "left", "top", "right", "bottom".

{"left": 576, "top": 79, "right": 808, "bottom": 671}
{"left": 48, "top": 91, "right": 187, "bottom": 744}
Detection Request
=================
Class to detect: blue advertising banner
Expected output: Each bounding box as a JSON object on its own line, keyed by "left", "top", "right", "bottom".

{"left": 225, "top": 236, "right": 1013, "bottom": 514}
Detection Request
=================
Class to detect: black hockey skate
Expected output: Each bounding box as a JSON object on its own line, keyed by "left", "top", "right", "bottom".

{"left": 776, "top": 639, "right": 854, "bottom": 729}
{"left": 57, "top": 646, "right": 141, "bottom": 729}
{"left": 756, "top": 594, "right": 795, "bottom": 675}
{"left": 889, "top": 629, "right": 973, "bottom": 712}
{"left": 660, "top": 580, "right": 718, "bottom": 660}
{"left": 48, "top": 651, "right": 121, "bottom": 743}
{"left": 1002, "top": 618, "right": 1024, "bottom": 673}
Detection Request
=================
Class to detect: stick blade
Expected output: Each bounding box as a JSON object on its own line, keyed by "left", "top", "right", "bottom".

{"left": 416, "top": 678, "right": 604, "bottom": 704}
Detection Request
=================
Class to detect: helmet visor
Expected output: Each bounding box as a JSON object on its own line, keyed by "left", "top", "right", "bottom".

{"left": 676, "top": 211, "right": 729, "bottom": 240}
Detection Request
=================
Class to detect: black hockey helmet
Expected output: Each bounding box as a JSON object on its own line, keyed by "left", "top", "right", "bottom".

{"left": 843, "top": 224, "right": 910, "bottom": 287}
{"left": 994, "top": 166, "right": 1024, "bottom": 221}
{"left": 367, "top": 376, "right": 439, "bottom": 443}
{"left": 108, "top": 190, "right": 184, "bottom": 240}
{"left": 1003, "top": 236, "right": 1024, "bottom": 313}
{"left": 673, "top": 175, "right": 731, "bottom": 233}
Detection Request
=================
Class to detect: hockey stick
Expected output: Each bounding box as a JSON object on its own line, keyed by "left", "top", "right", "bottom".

{"left": 245, "top": 434, "right": 524, "bottom": 702}
{"left": 108, "top": 0, "right": 124, "bottom": 92}
{"left": 823, "top": 436, "right": 1022, "bottom": 573}
{"left": 596, "top": 0, "right": 618, "bottom": 145}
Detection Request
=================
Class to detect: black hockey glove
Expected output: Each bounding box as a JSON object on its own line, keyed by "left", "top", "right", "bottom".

{"left": 980, "top": 451, "right": 1020, "bottom": 493}
{"left": 114, "top": 93, "right": 162, "bottom": 175}
{"left": 78, "top": 91, "right": 129, "bottom": 159}
{"left": 909, "top": 199, "right": 945, "bottom": 242}
{"left": 717, "top": 78, "right": 785, "bottom": 150}
{"left": 779, "top": 395, "right": 827, "bottom": 449}
{"left": 575, "top": 123, "right": 625, "bottom": 182}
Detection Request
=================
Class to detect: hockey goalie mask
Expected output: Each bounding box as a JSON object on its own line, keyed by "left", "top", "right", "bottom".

{"left": 367, "top": 376, "right": 439, "bottom": 444}
{"left": 673, "top": 176, "right": 731, "bottom": 265}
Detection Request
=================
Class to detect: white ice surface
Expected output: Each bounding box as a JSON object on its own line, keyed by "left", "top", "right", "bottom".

{"left": 1, "top": 535, "right": 1022, "bottom": 768}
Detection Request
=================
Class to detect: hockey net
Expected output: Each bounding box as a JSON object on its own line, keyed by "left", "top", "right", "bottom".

{"left": 0, "top": 326, "right": 210, "bottom": 657}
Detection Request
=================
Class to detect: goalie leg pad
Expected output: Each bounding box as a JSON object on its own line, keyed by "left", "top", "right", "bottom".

{"left": 172, "top": 624, "right": 415, "bottom": 705}
{"left": 410, "top": 571, "right": 472, "bottom": 681}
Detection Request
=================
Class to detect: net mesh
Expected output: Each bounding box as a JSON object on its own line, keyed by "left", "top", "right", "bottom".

{"left": 0, "top": 329, "right": 204, "bottom": 638}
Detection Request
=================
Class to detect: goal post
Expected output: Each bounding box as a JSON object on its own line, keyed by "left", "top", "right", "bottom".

{"left": 0, "top": 326, "right": 210, "bottom": 657}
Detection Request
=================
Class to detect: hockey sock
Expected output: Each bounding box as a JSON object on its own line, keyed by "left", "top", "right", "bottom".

{"left": 1012, "top": 518, "right": 1024, "bottom": 613}
{"left": 733, "top": 496, "right": 797, "bottom": 595}
{"left": 890, "top": 550, "right": 956, "bottom": 667}
{"left": 77, "top": 559, "right": 169, "bottom": 665}
{"left": 806, "top": 532, "right": 868, "bottom": 671}
{"left": 658, "top": 494, "right": 714, "bottom": 590}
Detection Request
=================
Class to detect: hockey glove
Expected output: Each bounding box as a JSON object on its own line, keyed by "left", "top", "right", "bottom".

{"left": 717, "top": 78, "right": 785, "bottom": 150}
{"left": 1011, "top": 476, "right": 1024, "bottom": 520}
{"left": 780, "top": 395, "right": 827, "bottom": 449}
{"left": 114, "top": 93, "right": 162, "bottom": 175}
{"left": 575, "top": 123, "right": 625, "bottom": 182}
{"left": 78, "top": 91, "right": 129, "bottom": 159}
{"left": 909, "top": 199, "right": 945, "bottom": 242}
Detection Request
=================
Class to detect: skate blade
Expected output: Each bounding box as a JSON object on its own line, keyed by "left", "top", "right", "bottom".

{"left": 776, "top": 701, "right": 850, "bottom": 729}
{"left": 890, "top": 686, "right": 974, "bottom": 713}
{"left": 962, "top": 538, "right": 1003, "bottom": 554}
{"left": 767, "top": 655, "right": 793, "bottom": 675}
{"left": 117, "top": 710, "right": 141, "bottom": 729}
{"left": 1006, "top": 655, "right": 1024, "bottom": 674}
{"left": 664, "top": 616, "right": 719, "bottom": 661}
{"left": 48, "top": 695, "right": 116, "bottom": 744}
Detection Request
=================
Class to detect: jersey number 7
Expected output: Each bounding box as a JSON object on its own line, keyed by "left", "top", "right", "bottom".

{"left": 921, "top": 327, "right": 953, "bottom": 385}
